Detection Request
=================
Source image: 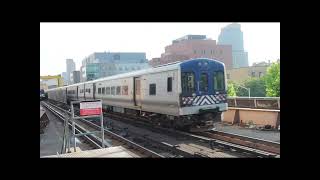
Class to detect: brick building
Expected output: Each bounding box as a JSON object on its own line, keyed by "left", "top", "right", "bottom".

{"left": 149, "top": 35, "right": 233, "bottom": 69}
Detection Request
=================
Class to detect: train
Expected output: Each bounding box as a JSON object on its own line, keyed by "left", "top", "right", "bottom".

{"left": 46, "top": 58, "right": 228, "bottom": 132}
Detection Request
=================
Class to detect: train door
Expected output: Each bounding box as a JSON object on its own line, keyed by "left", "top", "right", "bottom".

{"left": 134, "top": 77, "right": 141, "bottom": 107}
{"left": 199, "top": 71, "right": 209, "bottom": 95}
{"left": 76, "top": 86, "right": 79, "bottom": 100}
{"left": 84, "top": 83, "right": 86, "bottom": 100}
{"left": 93, "top": 83, "right": 96, "bottom": 100}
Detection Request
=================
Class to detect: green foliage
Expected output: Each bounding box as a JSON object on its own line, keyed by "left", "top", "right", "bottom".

{"left": 234, "top": 78, "right": 266, "bottom": 97}
{"left": 227, "top": 81, "right": 237, "bottom": 97}
{"left": 264, "top": 62, "right": 280, "bottom": 97}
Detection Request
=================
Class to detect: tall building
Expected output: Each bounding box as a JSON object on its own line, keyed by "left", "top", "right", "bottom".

{"left": 149, "top": 35, "right": 233, "bottom": 69}
{"left": 80, "top": 52, "right": 150, "bottom": 82}
{"left": 61, "top": 72, "right": 67, "bottom": 85}
{"left": 66, "top": 59, "right": 76, "bottom": 84}
{"left": 218, "top": 23, "right": 249, "bottom": 68}
{"left": 70, "top": 71, "right": 80, "bottom": 84}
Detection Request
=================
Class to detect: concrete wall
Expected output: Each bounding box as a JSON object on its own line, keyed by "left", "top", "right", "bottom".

{"left": 222, "top": 107, "right": 280, "bottom": 129}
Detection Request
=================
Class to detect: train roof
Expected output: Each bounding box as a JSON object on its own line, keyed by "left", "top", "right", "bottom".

{"left": 46, "top": 58, "right": 224, "bottom": 92}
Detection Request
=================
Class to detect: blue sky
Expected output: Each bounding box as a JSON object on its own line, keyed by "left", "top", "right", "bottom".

{"left": 40, "top": 22, "right": 280, "bottom": 76}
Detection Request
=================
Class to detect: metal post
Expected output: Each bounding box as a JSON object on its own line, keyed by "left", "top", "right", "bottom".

{"left": 71, "top": 102, "right": 76, "bottom": 152}
{"left": 101, "top": 112, "right": 105, "bottom": 148}
{"left": 248, "top": 88, "right": 251, "bottom": 98}
{"left": 66, "top": 116, "right": 71, "bottom": 153}
{"left": 277, "top": 99, "right": 280, "bottom": 109}
{"left": 254, "top": 99, "right": 257, "bottom": 108}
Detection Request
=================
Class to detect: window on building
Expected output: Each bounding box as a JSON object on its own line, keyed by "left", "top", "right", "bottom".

{"left": 88, "top": 89, "right": 90, "bottom": 93}
{"left": 194, "top": 50, "right": 196, "bottom": 54}
{"left": 125, "top": 66, "right": 128, "bottom": 71}
{"left": 251, "top": 72, "right": 256, "bottom": 77}
{"left": 227, "top": 74, "right": 230, "bottom": 79}
{"left": 119, "top": 67, "right": 123, "bottom": 71}
{"left": 213, "top": 71, "right": 225, "bottom": 91}
{"left": 200, "top": 73, "right": 208, "bottom": 92}
{"left": 116, "top": 86, "right": 121, "bottom": 95}
{"left": 259, "top": 72, "right": 263, "bottom": 77}
{"left": 132, "top": 67, "right": 135, "bottom": 71}
{"left": 111, "top": 87, "right": 115, "bottom": 95}
{"left": 149, "top": 84, "right": 156, "bottom": 95}
{"left": 181, "top": 72, "right": 195, "bottom": 94}
{"left": 167, "top": 77, "right": 172, "bottom": 92}
{"left": 98, "top": 88, "right": 101, "bottom": 94}
{"left": 106, "top": 87, "right": 110, "bottom": 95}
{"left": 122, "top": 86, "right": 128, "bottom": 95}
{"left": 203, "top": 50, "right": 205, "bottom": 54}
{"left": 102, "top": 87, "right": 105, "bottom": 94}
{"left": 137, "top": 66, "right": 141, "bottom": 70}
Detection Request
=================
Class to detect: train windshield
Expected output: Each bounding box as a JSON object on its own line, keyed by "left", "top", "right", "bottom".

{"left": 213, "top": 71, "right": 225, "bottom": 91}
{"left": 182, "top": 72, "right": 195, "bottom": 95}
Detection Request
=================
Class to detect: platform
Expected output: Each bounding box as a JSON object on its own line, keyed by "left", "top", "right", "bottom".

{"left": 214, "top": 122, "right": 280, "bottom": 142}
{"left": 43, "top": 146, "right": 138, "bottom": 158}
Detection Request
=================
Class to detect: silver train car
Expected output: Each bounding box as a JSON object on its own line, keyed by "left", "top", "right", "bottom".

{"left": 46, "top": 58, "right": 228, "bottom": 132}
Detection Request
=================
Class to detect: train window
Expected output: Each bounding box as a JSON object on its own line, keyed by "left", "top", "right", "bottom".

{"left": 213, "top": 71, "right": 225, "bottom": 91}
{"left": 106, "top": 87, "right": 110, "bottom": 95}
{"left": 98, "top": 88, "right": 101, "bottom": 94}
{"left": 122, "top": 86, "right": 128, "bottom": 95}
{"left": 149, "top": 84, "right": 156, "bottom": 95}
{"left": 167, "top": 77, "right": 172, "bottom": 92}
{"left": 102, "top": 87, "right": 105, "bottom": 94}
{"left": 111, "top": 87, "right": 115, "bottom": 95}
{"left": 116, "top": 86, "right": 121, "bottom": 95}
{"left": 182, "top": 72, "right": 195, "bottom": 94}
{"left": 200, "top": 73, "right": 208, "bottom": 92}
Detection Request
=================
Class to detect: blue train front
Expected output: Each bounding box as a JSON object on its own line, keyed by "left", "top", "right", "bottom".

{"left": 178, "top": 58, "right": 228, "bottom": 131}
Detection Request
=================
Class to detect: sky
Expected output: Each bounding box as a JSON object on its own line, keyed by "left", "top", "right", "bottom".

{"left": 40, "top": 22, "right": 280, "bottom": 76}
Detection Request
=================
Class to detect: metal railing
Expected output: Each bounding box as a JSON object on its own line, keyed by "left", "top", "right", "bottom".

{"left": 227, "top": 97, "right": 280, "bottom": 109}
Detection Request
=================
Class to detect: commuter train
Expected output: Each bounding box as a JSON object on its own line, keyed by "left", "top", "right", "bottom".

{"left": 46, "top": 58, "right": 228, "bottom": 132}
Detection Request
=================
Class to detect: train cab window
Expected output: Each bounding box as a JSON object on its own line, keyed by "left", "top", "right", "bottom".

{"left": 102, "top": 87, "right": 105, "bottom": 94}
{"left": 200, "top": 73, "right": 208, "bottom": 92}
{"left": 116, "top": 86, "right": 121, "bottom": 95}
{"left": 149, "top": 84, "right": 156, "bottom": 95}
{"left": 122, "top": 86, "right": 128, "bottom": 95}
{"left": 106, "top": 87, "right": 110, "bottom": 95}
{"left": 182, "top": 72, "right": 195, "bottom": 94}
{"left": 111, "top": 87, "right": 115, "bottom": 95}
{"left": 167, "top": 77, "right": 172, "bottom": 92}
{"left": 98, "top": 88, "right": 101, "bottom": 94}
{"left": 213, "top": 71, "right": 225, "bottom": 91}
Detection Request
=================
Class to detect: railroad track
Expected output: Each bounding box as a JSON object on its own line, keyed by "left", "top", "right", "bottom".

{"left": 41, "top": 102, "right": 103, "bottom": 150}
{"left": 41, "top": 101, "right": 164, "bottom": 158}
{"left": 45, "top": 100, "right": 239, "bottom": 157}
{"left": 195, "top": 130, "right": 280, "bottom": 155}
{"left": 45, "top": 100, "right": 279, "bottom": 158}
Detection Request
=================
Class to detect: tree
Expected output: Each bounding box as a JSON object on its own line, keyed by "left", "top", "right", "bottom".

{"left": 236, "top": 78, "right": 266, "bottom": 97}
{"left": 264, "top": 61, "right": 280, "bottom": 97}
{"left": 227, "top": 81, "right": 237, "bottom": 97}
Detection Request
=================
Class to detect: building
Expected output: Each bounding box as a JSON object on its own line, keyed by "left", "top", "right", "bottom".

{"left": 61, "top": 72, "right": 68, "bottom": 85}
{"left": 80, "top": 52, "right": 150, "bottom": 82}
{"left": 149, "top": 35, "right": 233, "bottom": 69}
{"left": 66, "top": 59, "right": 76, "bottom": 84}
{"left": 70, "top": 71, "right": 80, "bottom": 84}
{"left": 226, "top": 62, "right": 270, "bottom": 83}
{"left": 218, "top": 23, "right": 249, "bottom": 68}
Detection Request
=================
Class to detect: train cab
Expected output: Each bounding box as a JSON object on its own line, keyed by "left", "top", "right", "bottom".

{"left": 179, "top": 58, "right": 228, "bottom": 130}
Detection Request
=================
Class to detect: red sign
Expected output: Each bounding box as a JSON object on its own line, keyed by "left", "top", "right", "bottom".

{"left": 80, "top": 101, "right": 102, "bottom": 116}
